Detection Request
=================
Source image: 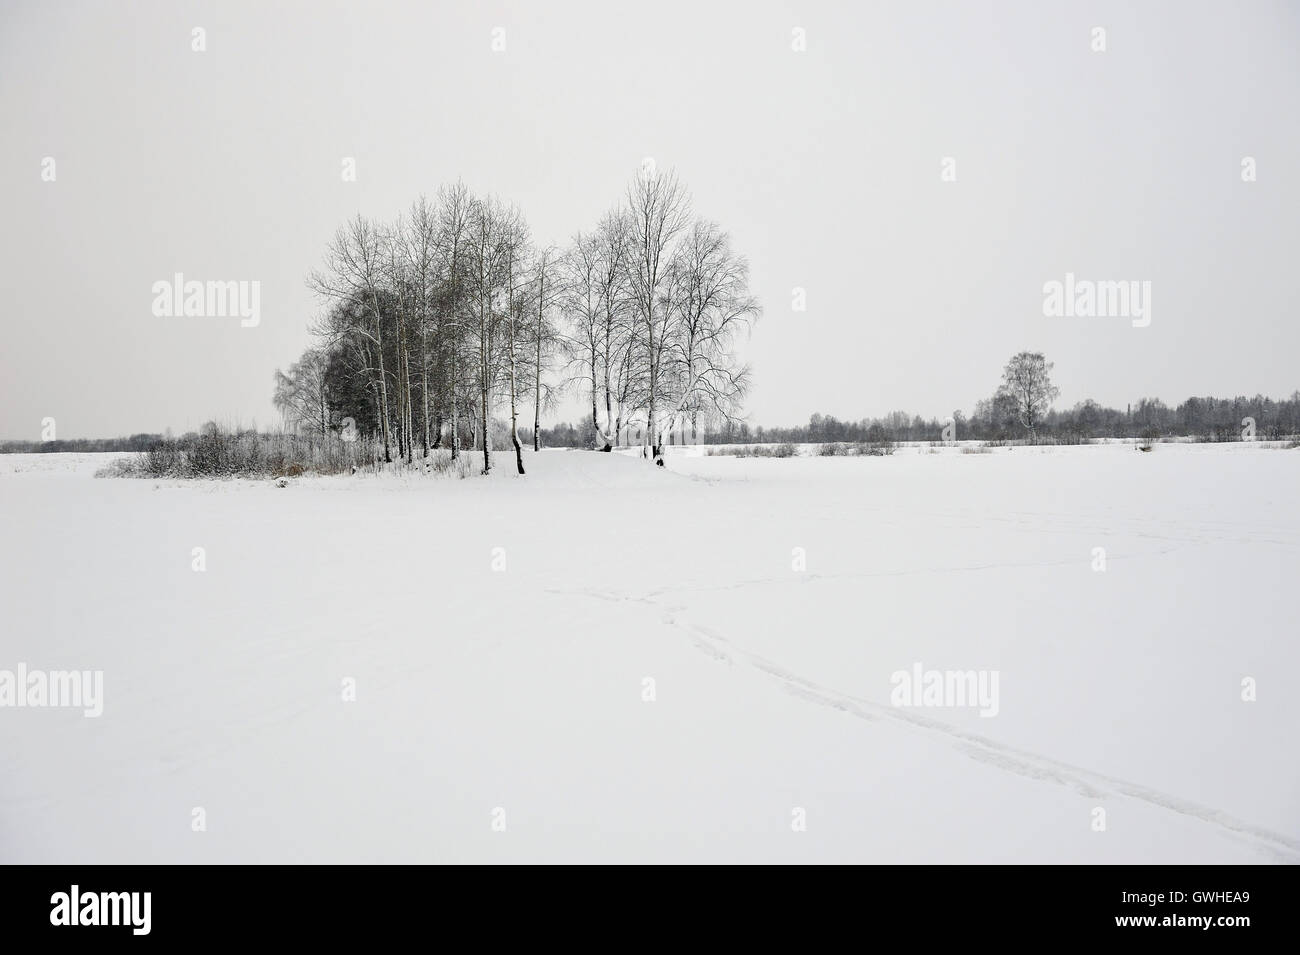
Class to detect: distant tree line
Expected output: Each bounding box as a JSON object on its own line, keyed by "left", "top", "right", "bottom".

{"left": 10, "top": 338, "right": 1296, "bottom": 457}
{"left": 13, "top": 379, "right": 1293, "bottom": 457}
{"left": 735, "top": 395, "right": 1300, "bottom": 446}
{"left": 535, "top": 351, "right": 1298, "bottom": 448}
{"left": 0, "top": 434, "right": 164, "bottom": 454}
{"left": 520, "top": 351, "right": 1291, "bottom": 449}
{"left": 722, "top": 352, "right": 1299, "bottom": 445}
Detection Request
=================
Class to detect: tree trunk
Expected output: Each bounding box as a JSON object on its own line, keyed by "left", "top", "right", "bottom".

{"left": 648, "top": 367, "right": 660, "bottom": 463}
{"left": 602, "top": 317, "right": 613, "bottom": 445}
{"left": 420, "top": 305, "right": 430, "bottom": 459}
{"left": 533, "top": 272, "right": 543, "bottom": 452}
{"left": 480, "top": 382, "right": 490, "bottom": 474}
{"left": 604, "top": 379, "right": 613, "bottom": 447}
{"left": 508, "top": 352, "right": 524, "bottom": 471}
{"left": 480, "top": 302, "right": 491, "bottom": 475}
{"left": 450, "top": 270, "right": 461, "bottom": 460}
{"left": 507, "top": 251, "right": 525, "bottom": 476}
{"left": 395, "top": 329, "right": 406, "bottom": 461}
{"left": 397, "top": 340, "right": 407, "bottom": 462}
{"left": 646, "top": 302, "right": 660, "bottom": 463}
{"left": 372, "top": 302, "right": 392, "bottom": 463}
{"left": 591, "top": 342, "right": 610, "bottom": 451}
{"left": 450, "top": 351, "right": 459, "bottom": 459}
{"left": 404, "top": 335, "right": 414, "bottom": 463}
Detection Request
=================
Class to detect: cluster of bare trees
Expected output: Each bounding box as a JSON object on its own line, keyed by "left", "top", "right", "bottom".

{"left": 291, "top": 183, "right": 551, "bottom": 476}
{"left": 561, "top": 169, "right": 759, "bottom": 461}
{"left": 273, "top": 168, "right": 759, "bottom": 475}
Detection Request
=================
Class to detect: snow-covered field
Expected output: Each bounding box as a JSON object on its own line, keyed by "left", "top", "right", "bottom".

{"left": 1, "top": 444, "right": 1297, "bottom": 863}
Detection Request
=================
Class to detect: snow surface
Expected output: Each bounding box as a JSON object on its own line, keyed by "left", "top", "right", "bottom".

{"left": 1, "top": 443, "right": 1297, "bottom": 863}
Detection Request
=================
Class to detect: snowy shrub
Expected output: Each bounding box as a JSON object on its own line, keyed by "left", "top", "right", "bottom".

{"left": 427, "top": 450, "right": 477, "bottom": 479}
{"left": 97, "top": 424, "right": 374, "bottom": 479}
{"left": 706, "top": 443, "right": 797, "bottom": 458}
{"left": 93, "top": 457, "right": 142, "bottom": 478}
{"left": 1136, "top": 428, "right": 1161, "bottom": 452}
{"left": 145, "top": 441, "right": 186, "bottom": 476}
{"left": 856, "top": 440, "right": 895, "bottom": 456}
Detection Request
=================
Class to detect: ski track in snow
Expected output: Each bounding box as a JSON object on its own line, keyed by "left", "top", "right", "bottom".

{"left": 550, "top": 577, "right": 1300, "bottom": 864}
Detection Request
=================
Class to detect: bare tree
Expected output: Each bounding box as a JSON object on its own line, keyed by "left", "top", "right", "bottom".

{"left": 402, "top": 195, "right": 441, "bottom": 458}
{"left": 594, "top": 210, "right": 633, "bottom": 445}
{"left": 310, "top": 215, "right": 394, "bottom": 462}
{"left": 381, "top": 219, "right": 416, "bottom": 462}
{"left": 528, "top": 246, "right": 564, "bottom": 451}
{"left": 660, "top": 218, "right": 759, "bottom": 440}
{"left": 999, "top": 351, "right": 1060, "bottom": 438}
{"left": 466, "top": 195, "right": 510, "bottom": 474}
{"left": 560, "top": 229, "right": 608, "bottom": 450}
{"left": 625, "top": 167, "right": 691, "bottom": 463}
{"left": 273, "top": 346, "right": 331, "bottom": 437}
{"left": 502, "top": 202, "right": 531, "bottom": 475}
{"left": 436, "top": 181, "right": 473, "bottom": 460}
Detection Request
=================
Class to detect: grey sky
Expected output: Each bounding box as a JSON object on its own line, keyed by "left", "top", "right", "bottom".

{"left": 2, "top": 0, "right": 1297, "bottom": 438}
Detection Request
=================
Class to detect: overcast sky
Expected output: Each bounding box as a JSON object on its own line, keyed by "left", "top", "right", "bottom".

{"left": 2, "top": 0, "right": 1297, "bottom": 439}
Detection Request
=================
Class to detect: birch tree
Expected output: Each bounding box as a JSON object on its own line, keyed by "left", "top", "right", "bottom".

{"left": 466, "top": 195, "right": 509, "bottom": 474}
{"left": 402, "top": 196, "right": 440, "bottom": 458}
{"left": 998, "top": 351, "right": 1060, "bottom": 438}
{"left": 661, "top": 219, "right": 759, "bottom": 439}
{"left": 310, "top": 215, "right": 394, "bottom": 462}
{"left": 502, "top": 202, "right": 530, "bottom": 475}
{"left": 625, "top": 167, "right": 691, "bottom": 463}
{"left": 273, "top": 346, "right": 331, "bottom": 437}
{"left": 527, "top": 246, "right": 564, "bottom": 451}
{"left": 560, "top": 229, "right": 607, "bottom": 450}
{"left": 436, "top": 181, "right": 473, "bottom": 460}
{"left": 382, "top": 219, "right": 416, "bottom": 462}
{"left": 595, "top": 210, "right": 633, "bottom": 445}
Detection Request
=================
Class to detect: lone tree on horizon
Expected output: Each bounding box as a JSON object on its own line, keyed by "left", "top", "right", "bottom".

{"left": 999, "top": 351, "right": 1060, "bottom": 439}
